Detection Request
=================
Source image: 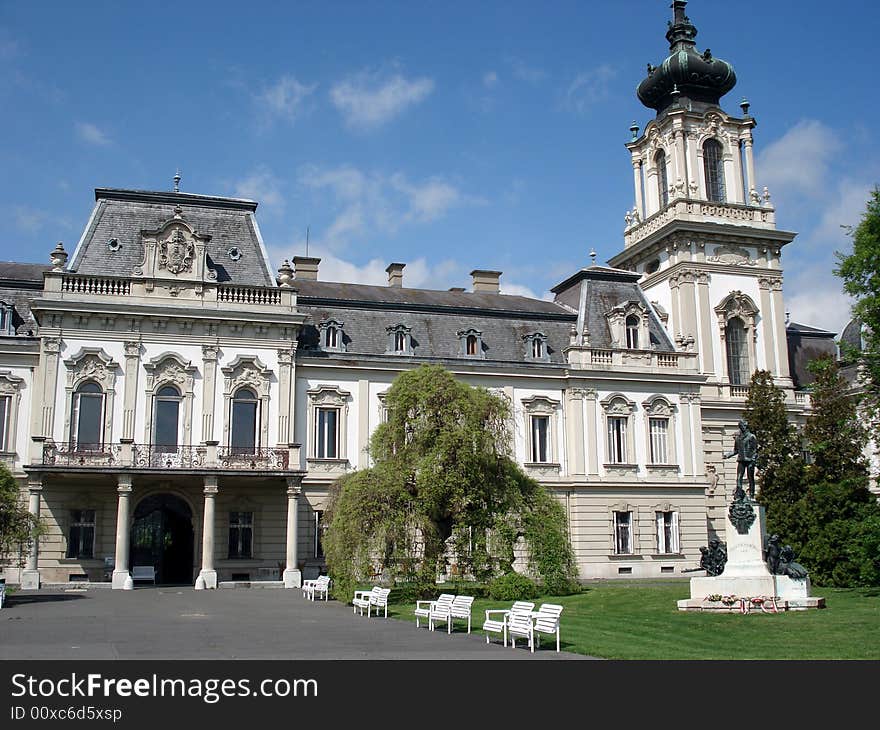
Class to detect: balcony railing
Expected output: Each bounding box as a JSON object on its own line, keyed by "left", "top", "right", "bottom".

{"left": 132, "top": 444, "right": 207, "bottom": 469}
{"left": 42, "top": 442, "right": 121, "bottom": 467}
{"left": 39, "top": 441, "right": 297, "bottom": 471}
{"left": 218, "top": 446, "right": 289, "bottom": 470}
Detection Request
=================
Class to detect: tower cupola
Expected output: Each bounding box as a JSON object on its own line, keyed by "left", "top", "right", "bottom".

{"left": 637, "top": 1, "right": 736, "bottom": 116}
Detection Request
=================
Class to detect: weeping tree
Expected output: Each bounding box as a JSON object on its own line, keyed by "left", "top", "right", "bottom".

{"left": 323, "top": 365, "right": 577, "bottom": 599}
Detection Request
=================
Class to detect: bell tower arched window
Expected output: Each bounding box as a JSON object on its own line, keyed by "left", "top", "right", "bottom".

{"left": 703, "top": 139, "right": 726, "bottom": 202}
{"left": 655, "top": 149, "right": 669, "bottom": 208}
{"left": 725, "top": 317, "right": 750, "bottom": 385}
{"left": 71, "top": 381, "right": 104, "bottom": 450}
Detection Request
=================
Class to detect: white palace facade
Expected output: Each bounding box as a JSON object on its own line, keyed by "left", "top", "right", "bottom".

{"left": 0, "top": 2, "right": 814, "bottom": 589}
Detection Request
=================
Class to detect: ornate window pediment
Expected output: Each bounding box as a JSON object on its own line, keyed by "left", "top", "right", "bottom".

{"left": 144, "top": 353, "right": 197, "bottom": 391}
{"left": 386, "top": 324, "right": 414, "bottom": 355}
{"left": 606, "top": 301, "right": 650, "bottom": 350}
{"left": 64, "top": 348, "right": 119, "bottom": 390}
{"left": 222, "top": 355, "right": 271, "bottom": 397}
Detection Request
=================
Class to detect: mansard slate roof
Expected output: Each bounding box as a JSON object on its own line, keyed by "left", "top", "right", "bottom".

{"left": 68, "top": 189, "right": 275, "bottom": 287}
{"left": 0, "top": 261, "right": 51, "bottom": 336}
{"left": 294, "top": 264, "right": 675, "bottom": 364}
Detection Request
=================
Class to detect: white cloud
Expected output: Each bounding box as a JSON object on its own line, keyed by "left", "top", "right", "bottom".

{"left": 75, "top": 122, "right": 111, "bottom": 146}
{"left": 564, "top": 65, "right": 616, "bottom": 115}
{"left": 506, "top": 58, "right": 547, "bottom": 84}
{"left": 11, "top": 205, "right": 49, "bottom": 233}
{"left": 758, "top": 120, "right": 841, "bottom": 200}
{"left": 330, "top": 69, "right": 434, "bottom": 130}
{"left": 255, "top": 75, "right": 317, "bottom": 122}
{"left": 298, "top": 164, "right": 478, "bottom": 250}
{"left": 233, "top": 168, "right": 285, "bottom": 211}
{"left": 482, "top": 71, "right": 498, "bottom": 88}
{"left": 784, "top": 270, "right": 854, "bottom": 336}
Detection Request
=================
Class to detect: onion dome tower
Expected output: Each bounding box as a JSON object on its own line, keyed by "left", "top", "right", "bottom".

{"left": 637, "top": 0, "right": 737, "bottom": 116}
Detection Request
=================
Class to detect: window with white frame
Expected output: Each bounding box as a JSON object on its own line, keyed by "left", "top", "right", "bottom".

{"left": 530, "top": 415, "right": 550, "bottom": 463}
{"left": 649, "top": 417, "right": 669, "bottom": 464}
{"left": 154, "top": 385, "right": 181, "bottom": 452}
{"left": 230, "top": 387, "right": 259, "bottom": 453}
{"left": 607, "top": 416, "right": 628, "bottom": 464}
{"left": 0, "top": 395, "right": 10, "bottom": 451}
{"left": 725, "top": 317, "right": 750, "bottom": 386}
{"left": 318, "top": 319, "right": 345, "bottom": 352}
{"left": 386, "top": 324, "right": 413, "bottom": 355}
{"left": 523, "top": 332, "right": 549, "bottom": 361}
{"left": 458, "top": 328, "right": 484, "bottom": 358}
{"left": 228, "top": 511, "right": 253, "bottom": 559}
{"left": 71, "top": 381, "right": 105, "bottom": 450}
{"left": 625, "top": 315, "right": 640, "bottom": 349}
{"left": 0, "top": 303, "right": 13, "bottom": 335}
{"left": 521, "top": 395, "right": 559, "bottom": 465}
{"left": 656, "top": 511, "right": 679, "bottom": 554}
{"left": 66, "top": 509, "right": 96, "bottom": 559}
{"left": 315, "top": 407, "right": 339, "bottom": 459}
{"left": 613, "top": 511, "right": 633, "bottom": 555}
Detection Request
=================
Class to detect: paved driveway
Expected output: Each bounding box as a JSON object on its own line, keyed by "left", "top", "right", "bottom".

{"left": 0, "top": 587, "right": 589, "bottom": 660}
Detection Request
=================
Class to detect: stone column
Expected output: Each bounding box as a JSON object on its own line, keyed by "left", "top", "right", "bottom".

{"left": 195, "top": 476, "right": 219, "bottom": 589}
{"left": 743, "top": 137, "right": 756, "bottom": 200}
{"left": 632, "top": 159, "right": 644, "bottom": 220}
{"left": 584, "top": 389, "right": 599, "bottom": 477}
{"left": 20, "top": 475, "right": 42, "bottom": 589}
{"left": 696, "top": 271, "right": 714, "bottom": 375}
{"left": 201, "top": 345, "right": 219, "bottom": 444}
{"left": 565, "top": 388, "right": 587, "bottom": 476}
{"left": 770, "top": 278, "right": 791, "bottom": 380}
{"left": 112, "top": 474, "right": 134, "bottom": 589}
{"left": 122, "top": 341, "right": 140, "bottom": 442}
{"left": 283, "top": 478, "right": 303, "bottom": 588}
{"left": 757, "top": 277, "right": 777, "bottom": 374}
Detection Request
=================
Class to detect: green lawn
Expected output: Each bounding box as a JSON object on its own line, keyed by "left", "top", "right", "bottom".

{"left": 387, "top": 580, "right": 880, "bottom": 659}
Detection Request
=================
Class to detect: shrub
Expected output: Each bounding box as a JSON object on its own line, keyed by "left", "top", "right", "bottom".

{"left": 487, "top": 572, "right": 539, "bottom": 601}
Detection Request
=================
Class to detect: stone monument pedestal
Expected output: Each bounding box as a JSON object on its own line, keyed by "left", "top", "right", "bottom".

{"left": 678, "top": 499, "right": 824, "bottom": 612}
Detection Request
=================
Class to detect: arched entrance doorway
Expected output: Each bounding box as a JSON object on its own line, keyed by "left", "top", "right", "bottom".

{"left": 130, "top": 494, "right": 195, "bottom": 585}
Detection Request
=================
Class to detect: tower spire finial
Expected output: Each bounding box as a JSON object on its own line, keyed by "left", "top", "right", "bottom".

{"left": 173, "top": 169, "right": 181, "bottom": 193}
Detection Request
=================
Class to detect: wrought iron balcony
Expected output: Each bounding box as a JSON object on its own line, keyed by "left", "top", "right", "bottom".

{"left": 42, "top": 442, "right": 121, "bottom": 467}
{"left": 218, "top": 446, "right": 289, "bottom": 470}
{"left": 132, "top": 444, "right": 207, "bottom": 469}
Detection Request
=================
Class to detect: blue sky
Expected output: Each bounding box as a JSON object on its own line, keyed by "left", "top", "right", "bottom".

{"left": 1, "top": 0, "right": 878, "bottom": 335}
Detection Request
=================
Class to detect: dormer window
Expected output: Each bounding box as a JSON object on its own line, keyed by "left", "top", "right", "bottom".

{"left": 0, "top": 303, "right": 13, "bottom": 336}
{"left": 318, "top": 319, "right": 345, "bottom": 352}
{"left": 458, "top": 329, "right": 485, "bottom": 359}
{"left": 523, "top": 332, "right": 549, "bottom": 362}
{"left": 386, "top": 324, "right": 413, "bottom": 355}
{"left": 625, "top": 315, "right": 640, "bottom": 349}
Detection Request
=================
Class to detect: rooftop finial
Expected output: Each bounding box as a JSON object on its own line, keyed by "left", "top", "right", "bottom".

{"left": 589, "top": 248, "right": 597, "bottom": 265}
{"left": 740, "top": 97, "right": 750, "bottom": 116}
{"left": 173, "top": 169, "right": 181, "bottom": 193}
{"left": 629, "top": 120, "right": 640, "bottom": 140}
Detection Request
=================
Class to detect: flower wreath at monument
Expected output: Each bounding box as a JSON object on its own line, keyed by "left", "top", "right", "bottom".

{"left": 703, "top": 594, "right": 780, "bottom": 614}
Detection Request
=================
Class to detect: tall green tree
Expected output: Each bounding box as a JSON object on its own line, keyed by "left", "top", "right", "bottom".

{"left": 323, "top": 365, "right": 577, "bottom": 599}
{"left": 798, "top": 356, "right": 880, "bottom": 586}
{"left": 0, "top": 462, "right": 41, "bottom": 566}
{"left": 743, "top": 370, "right": 806, "bottom": 544}
{"left": 835, "top": 186, "right": 880, "bottom": 444}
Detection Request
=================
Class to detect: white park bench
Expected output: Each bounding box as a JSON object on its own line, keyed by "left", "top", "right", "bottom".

{"left": 353, "top": 587, "right": 390, "bottom": 617}
{"left": 131, "top": 566, "right": 156, "bottom": 584}
{"left": 508, "top": 603, "right": 564, "bottom": 653}
{"left": 482, "top": 601, "right": 536, "bottom": 646}
{"left": 414, "top": 593, "right": 454, "bottom": 629}
{"left": 302, "top": 575, "right": 331, "bottom": 601}
{"left": 430, "top": 594, "right": 475, "bottom": 634}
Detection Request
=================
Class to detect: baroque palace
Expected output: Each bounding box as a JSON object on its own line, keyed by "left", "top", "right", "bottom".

{"left": 0, "top": 2, "right": 818, "bottom": 589}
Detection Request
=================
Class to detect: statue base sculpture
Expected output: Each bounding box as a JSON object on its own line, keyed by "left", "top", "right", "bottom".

{"left": 678, "top": 500, "right": 824, "bottom": 612}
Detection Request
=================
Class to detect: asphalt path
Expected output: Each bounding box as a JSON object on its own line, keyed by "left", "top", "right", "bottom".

{"left": 0, "top": 587, "right": 590, "bottom": 660}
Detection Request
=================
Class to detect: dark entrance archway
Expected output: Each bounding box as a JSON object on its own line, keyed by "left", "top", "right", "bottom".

{"left": 130, "top": 494, "right": 195, "bottom": 585}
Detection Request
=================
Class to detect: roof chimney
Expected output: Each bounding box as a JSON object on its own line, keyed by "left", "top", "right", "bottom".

{"left": 386, "top": 262, "right": 405, "bottom": 287}
{"left": 293, "top": 256, "right": 320, "bottom": 281}
{"left": 470, "top": 269, "right": 502, "bottom": 294}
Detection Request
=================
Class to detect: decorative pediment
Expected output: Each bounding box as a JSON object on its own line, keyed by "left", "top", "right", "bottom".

{"left": 64, "top": 347, "right": 119, "bottom": 389}
{"left": 144, "top": 352, "right": 197, "bottom": 391}
{"left": 222, "top": 355, "right": 271, "bottom": 396}
{"left": 521, "top": 395, "right": 560, "bottom": 415}
{"left": 707, "top": 244, "right": 755, "bottom": 266}
{"left": 600, "top": 393, "right": 636, "bottom": 415}
{"left": 134, "top": 206, "right": 216, "bottom": 285}
{"left": 715, "top": 291, "right": 759, "bottom": 321}
{"left": 643, "top": 395, "right": 675, "bottom": 417}
{"left": 307, "top": 384, "right": 351, "bottom": 407}
{"left": 0, "top": 370, "right": 24, "bottom": 395}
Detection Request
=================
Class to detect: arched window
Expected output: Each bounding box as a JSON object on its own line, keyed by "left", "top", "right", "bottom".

{"left": 655, "top": 149, "right": 669, "bottom": 208}
{"left": 230, "top": 387, "right": 259, "bottom": 453}
{"left": 71, "top": 381, "right": 104, "bottom": 450}
{"left": 625, "top": 315, "right": 640, "bottom": 349}
{"left": 466, "top": 335, "right": 478, "bottom": 356}
{"left": 703, "top": 139, "right": 726, "bottom": 202}
{"left": 154, "top": 385, "right": 181, "bottom": 452}
{"left": 725, "top": 317, "right": 750, "bottom": 385}
{"left": 323, "top": 325, "right": 339, "bottom": 349}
